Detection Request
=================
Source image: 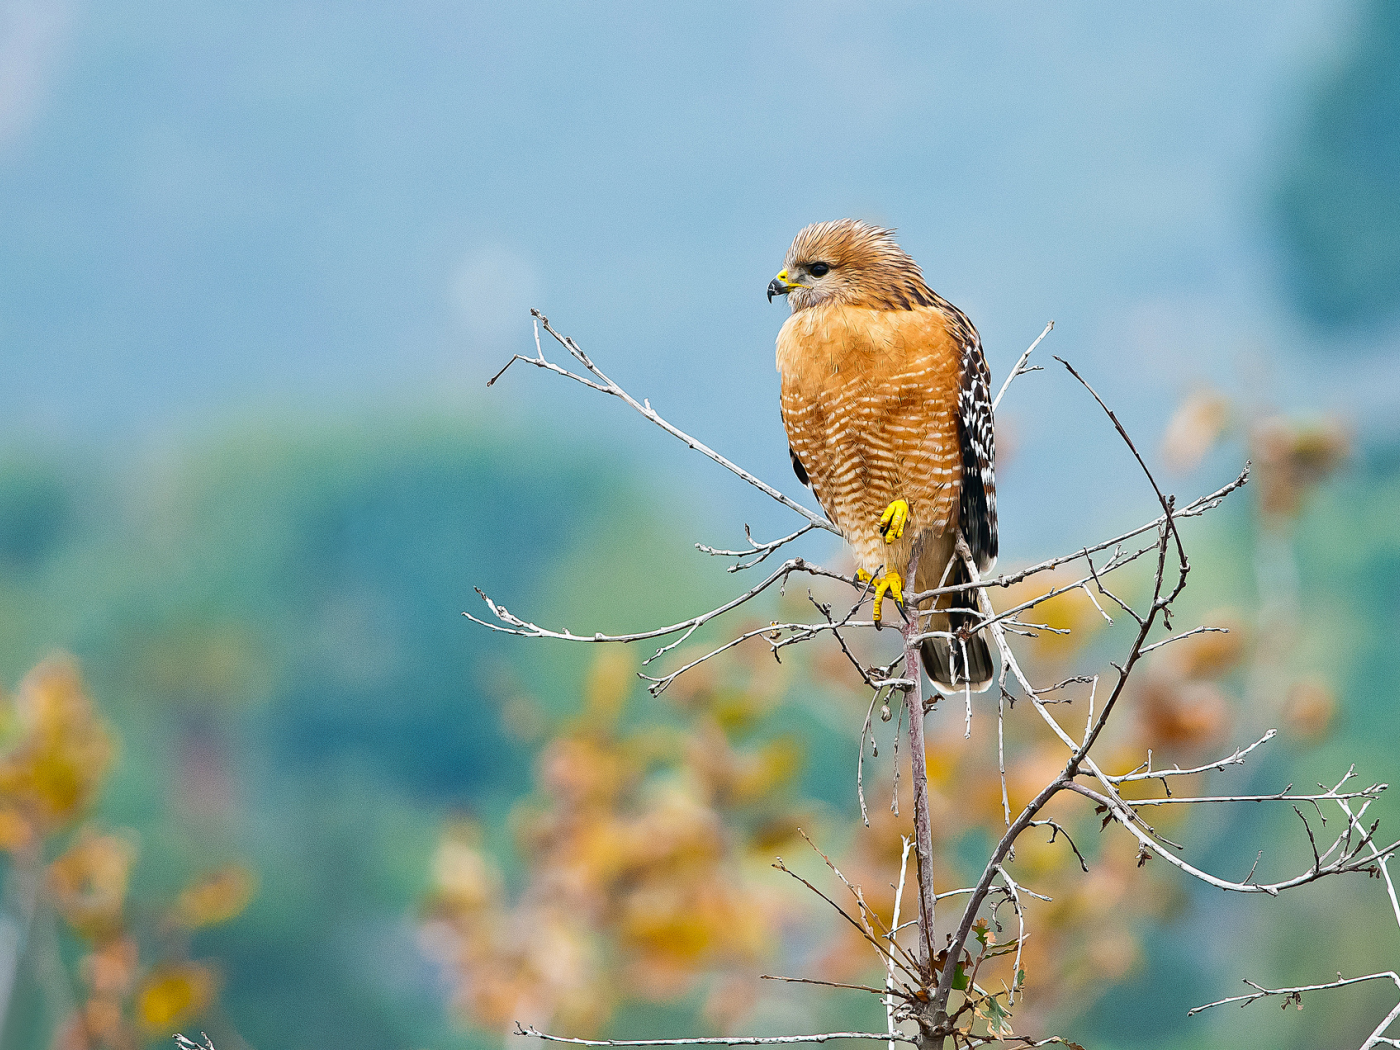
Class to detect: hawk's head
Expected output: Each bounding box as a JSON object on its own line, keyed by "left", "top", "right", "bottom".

{"left": 767, "top": 219, "right": 936, "bottom": 312}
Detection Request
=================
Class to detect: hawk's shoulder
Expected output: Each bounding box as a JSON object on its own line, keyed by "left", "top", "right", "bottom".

{"left": 926, "top": 298, "right": 998, "bottom": 572}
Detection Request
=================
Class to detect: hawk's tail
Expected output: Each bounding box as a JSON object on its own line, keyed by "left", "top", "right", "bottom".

{"left": 919, "top": 557, "right": 997, "bottom": 696}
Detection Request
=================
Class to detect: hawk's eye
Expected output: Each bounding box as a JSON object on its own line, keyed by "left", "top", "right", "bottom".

{"left": 809, "top": 262, "right": 831, "bottom": 277}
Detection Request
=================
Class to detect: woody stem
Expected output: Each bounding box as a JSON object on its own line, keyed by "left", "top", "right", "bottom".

{"left": 901, "top": 551, "right": 938, "bottom": 998}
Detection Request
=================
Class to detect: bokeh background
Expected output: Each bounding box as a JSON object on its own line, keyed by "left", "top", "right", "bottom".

{"left": 1, "top": 0, "right": 1398, "bottom": 1047}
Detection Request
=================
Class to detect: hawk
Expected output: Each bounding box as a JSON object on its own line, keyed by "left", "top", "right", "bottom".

{"left": 768, "top": 219, "right": 998, "bottom": 694}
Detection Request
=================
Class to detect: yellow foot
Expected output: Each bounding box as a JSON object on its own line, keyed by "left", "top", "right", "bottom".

{"left": 855, "top": 568, "right": 872, "bottom": 584}
{"left": 879, "top": 499, "right": 910, "bottom": 543}
{"left": 871, "top": 570, "right": 904, "bottom": 628}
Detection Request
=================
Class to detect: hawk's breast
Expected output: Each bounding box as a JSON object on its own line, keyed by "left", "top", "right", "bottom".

{"left": 776, "top": 303, "right": 964, "bottom": 575}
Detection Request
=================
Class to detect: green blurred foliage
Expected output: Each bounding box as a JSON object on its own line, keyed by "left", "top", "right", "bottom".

{"left": 0, "top": 416, "right": 741, "bottom": 1050}
{"left": 1275, "top": 0, "right": 1400, "bottom": 328}
{"left": 1077, "top": 441, "right": 1400, "bottom": 1049}
{"left": 0, "top": 405, "right": 1398, "bottom": 1049}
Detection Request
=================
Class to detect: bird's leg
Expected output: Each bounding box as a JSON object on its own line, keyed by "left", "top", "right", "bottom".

{"left": 879, "top": 499, "right": 910, "bottom": 542}
{"left": 871, "top": 569, "right": 904, "bottom": 628}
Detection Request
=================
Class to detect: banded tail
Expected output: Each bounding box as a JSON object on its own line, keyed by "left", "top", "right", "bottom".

{"left": 916, "top": 544, "right": 998, "bottom": 696}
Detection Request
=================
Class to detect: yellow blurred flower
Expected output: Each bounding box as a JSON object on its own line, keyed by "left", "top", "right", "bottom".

{"left": 428, "top": 824, "right": 503, "bottom": 914}
{"left": 0, "top": 657, "right": 115, "bottom": 837}
{"left": 136, "top": 962, "right": 216, "bottom": 1032}
{"left": 584, "top": 649, "right": 635, "bottom": 725}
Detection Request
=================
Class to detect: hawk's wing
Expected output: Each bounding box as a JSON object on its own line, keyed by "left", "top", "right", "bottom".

{"left": 945, "top": 307, "right": 998, "bottom": 571}
{"left": 789, "top": 446, "right": 810, "bottom": 488}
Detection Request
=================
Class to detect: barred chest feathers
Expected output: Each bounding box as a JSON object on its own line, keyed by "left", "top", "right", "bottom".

{"left": 776, "top": 301, "right": 965, "bottom": 577}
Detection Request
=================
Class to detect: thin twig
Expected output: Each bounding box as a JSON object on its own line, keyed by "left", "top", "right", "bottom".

{"left": 888, "top": 837, "right": 914, "bottom": 1050}
{"left": 1189, "top": 971, "right": 1400, "bottom": 1015}
{"left": 992, "top": 321, "right": 1054, "bottom": 411}
{"left": 698, "top": 522, "right": 822, "bottom": 572}
{"left": 514, "top": 1027, "right": 918, "bottom": 1047}
{"left": 502, "top": 312, "right": 840, "bottom": 534}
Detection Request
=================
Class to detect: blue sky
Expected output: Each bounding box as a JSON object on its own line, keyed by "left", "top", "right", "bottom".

{"left": 0, "top": 0, "right": 1385, "bottom": 555}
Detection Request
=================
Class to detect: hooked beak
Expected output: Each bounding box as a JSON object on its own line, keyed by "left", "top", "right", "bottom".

{"left": 767, "top": 269, "right": 795, "bottom": 303}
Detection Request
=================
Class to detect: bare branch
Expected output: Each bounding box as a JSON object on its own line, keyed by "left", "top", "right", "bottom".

{"left": 1054, "top": 356, "right": 1189, "bottom": 606}
{"left": 1137, "top": 625, "right": 1230, "bottom": 658}
{"left": 1029, "top": 820, "right": 1089, "bottom": 872}
{"left": 1066, "top": 780, "right": 1400, "bottom": 896}
{"left": 1107, "top": 731, "right": 1278, "bottom": 784}
{"left": 772, "top": 859, "right": 923, "bottom": 985}
{"left": 514, "top": 1027, "right": 918, "bottom": 1047}
{"left": 467, "top": 557, "right": 838, "bottom": 652}
{"left": 476, "top": 316, "right": 1392, "bottom": 1050}
{"left": 503, "top": 313, "right": 839, "bottom": 534}
{"left": 697, "top": 522, "right": 822, "bottom": 572}
{"left": 905, "top": 467, "right": 1248, "bottom": 604}
{"left": 1188, "top": 970, "right": 1400, "bottom": 1017}
{"left": 995, "top": 867, "right": 1031, "bottom": 1006}
{"left": 760, "top": 975, "right": 900, "bottom": 997}
{"left": 1338, "top": 794, "right": 1400, "bottom": 931}
{"left": 1126, "top": 787, "right": 1384, "bottom": 808}
{"left": 887, "top": 836, "right": 914, "bottom": 1050}
{"left": 992, "top": 320, "right": 1054, "bottom": 411}
{"left": 899, "top": 549, "right": 939, "bottom": 975}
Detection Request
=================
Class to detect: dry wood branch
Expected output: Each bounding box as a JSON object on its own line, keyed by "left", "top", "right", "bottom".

{"left": 472, "top": 314, "right": 1394, "bottom": 1050}
{"left": 491, "top": 313, "right": 840, "bottom": 534}
{"left": 760, "top": 975, "right": 899, "bottom": 997}
{"left": 1126, "top": 787, "right": 1383, "bottom": 808}
{"left": 995, "top": 867, "right": 1033, "bottom": 1007}
{"left": 772, "top": 859, "right": 923, "bottom": 986}
{"left": 514, "top": 1027, "right": 919, "bottom": 1047}
{"left": 899, "top": 550, "right": 938, "bottom": 977}
{"left": 698, "top": 522, "right": 822, "bottom": 572}
{"left": 1028, "top": 821, "right": 1089, "bottom": 872}
{"left": 1189, "top": 972, "right": 1400, "bottom": 1050}
{"left": 904, "top": 468, "right": 1247, "bottom": 605}
{"left": 1107, "top": 730, "right": 1278, "bottom": 784}
{"left": 1338, "top": 795, "right": 1400, "bottom": 930}
{"left": 467, "top": 557, "right": 841, "bottom": 652}
{"left": 887, "top": 837, "right": 914, "bottom": 1050}
{"left": 1065, "top": 780, "right": 1400, "bottom": 895}
{"left": 992, "top": 321, "right": 1054, "bottom": 411}
{"left": 1137, "top": 625, "right": 1230, "bottom": 657}
{"left": 1054, "top": 356, "right": 1190, "bottom": 609}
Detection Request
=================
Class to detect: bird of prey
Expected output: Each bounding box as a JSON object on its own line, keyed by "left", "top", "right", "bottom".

{"left": 768, "top": 219, "right": 997, "bottom": 694}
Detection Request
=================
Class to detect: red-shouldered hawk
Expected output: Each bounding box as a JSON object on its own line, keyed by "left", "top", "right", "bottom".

{"left": 768, "top": 219, "right": 997, "bottom": 694}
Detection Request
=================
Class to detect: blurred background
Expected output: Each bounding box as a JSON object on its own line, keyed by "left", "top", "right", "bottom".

{"left": 0, "top": 0, "right": 1398, "bottom": 1047}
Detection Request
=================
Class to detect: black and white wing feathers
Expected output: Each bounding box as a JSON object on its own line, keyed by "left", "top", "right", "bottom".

{"left": 952, "top": 314, "right": 998, "bottom": 571}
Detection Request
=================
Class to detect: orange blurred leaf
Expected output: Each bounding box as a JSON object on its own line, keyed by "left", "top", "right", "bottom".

{"left": 173, "top": 865, "right": 258, "bottom": 929}
{"left": 48, "top": 828, "right": 136, "bottom": 939}
{"left": 1161, "top": 389, "right": 1230, "bottom": 474}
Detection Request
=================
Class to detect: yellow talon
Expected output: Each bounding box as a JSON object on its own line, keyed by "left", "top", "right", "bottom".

{"left": 879, "top": 499, "right": 910, "bottom": 543}
{"left": 871, "top": 570, "right": 904, "bottom": 628}
{"left": 855, "top": 568, "right": 872, "bottom": 584}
